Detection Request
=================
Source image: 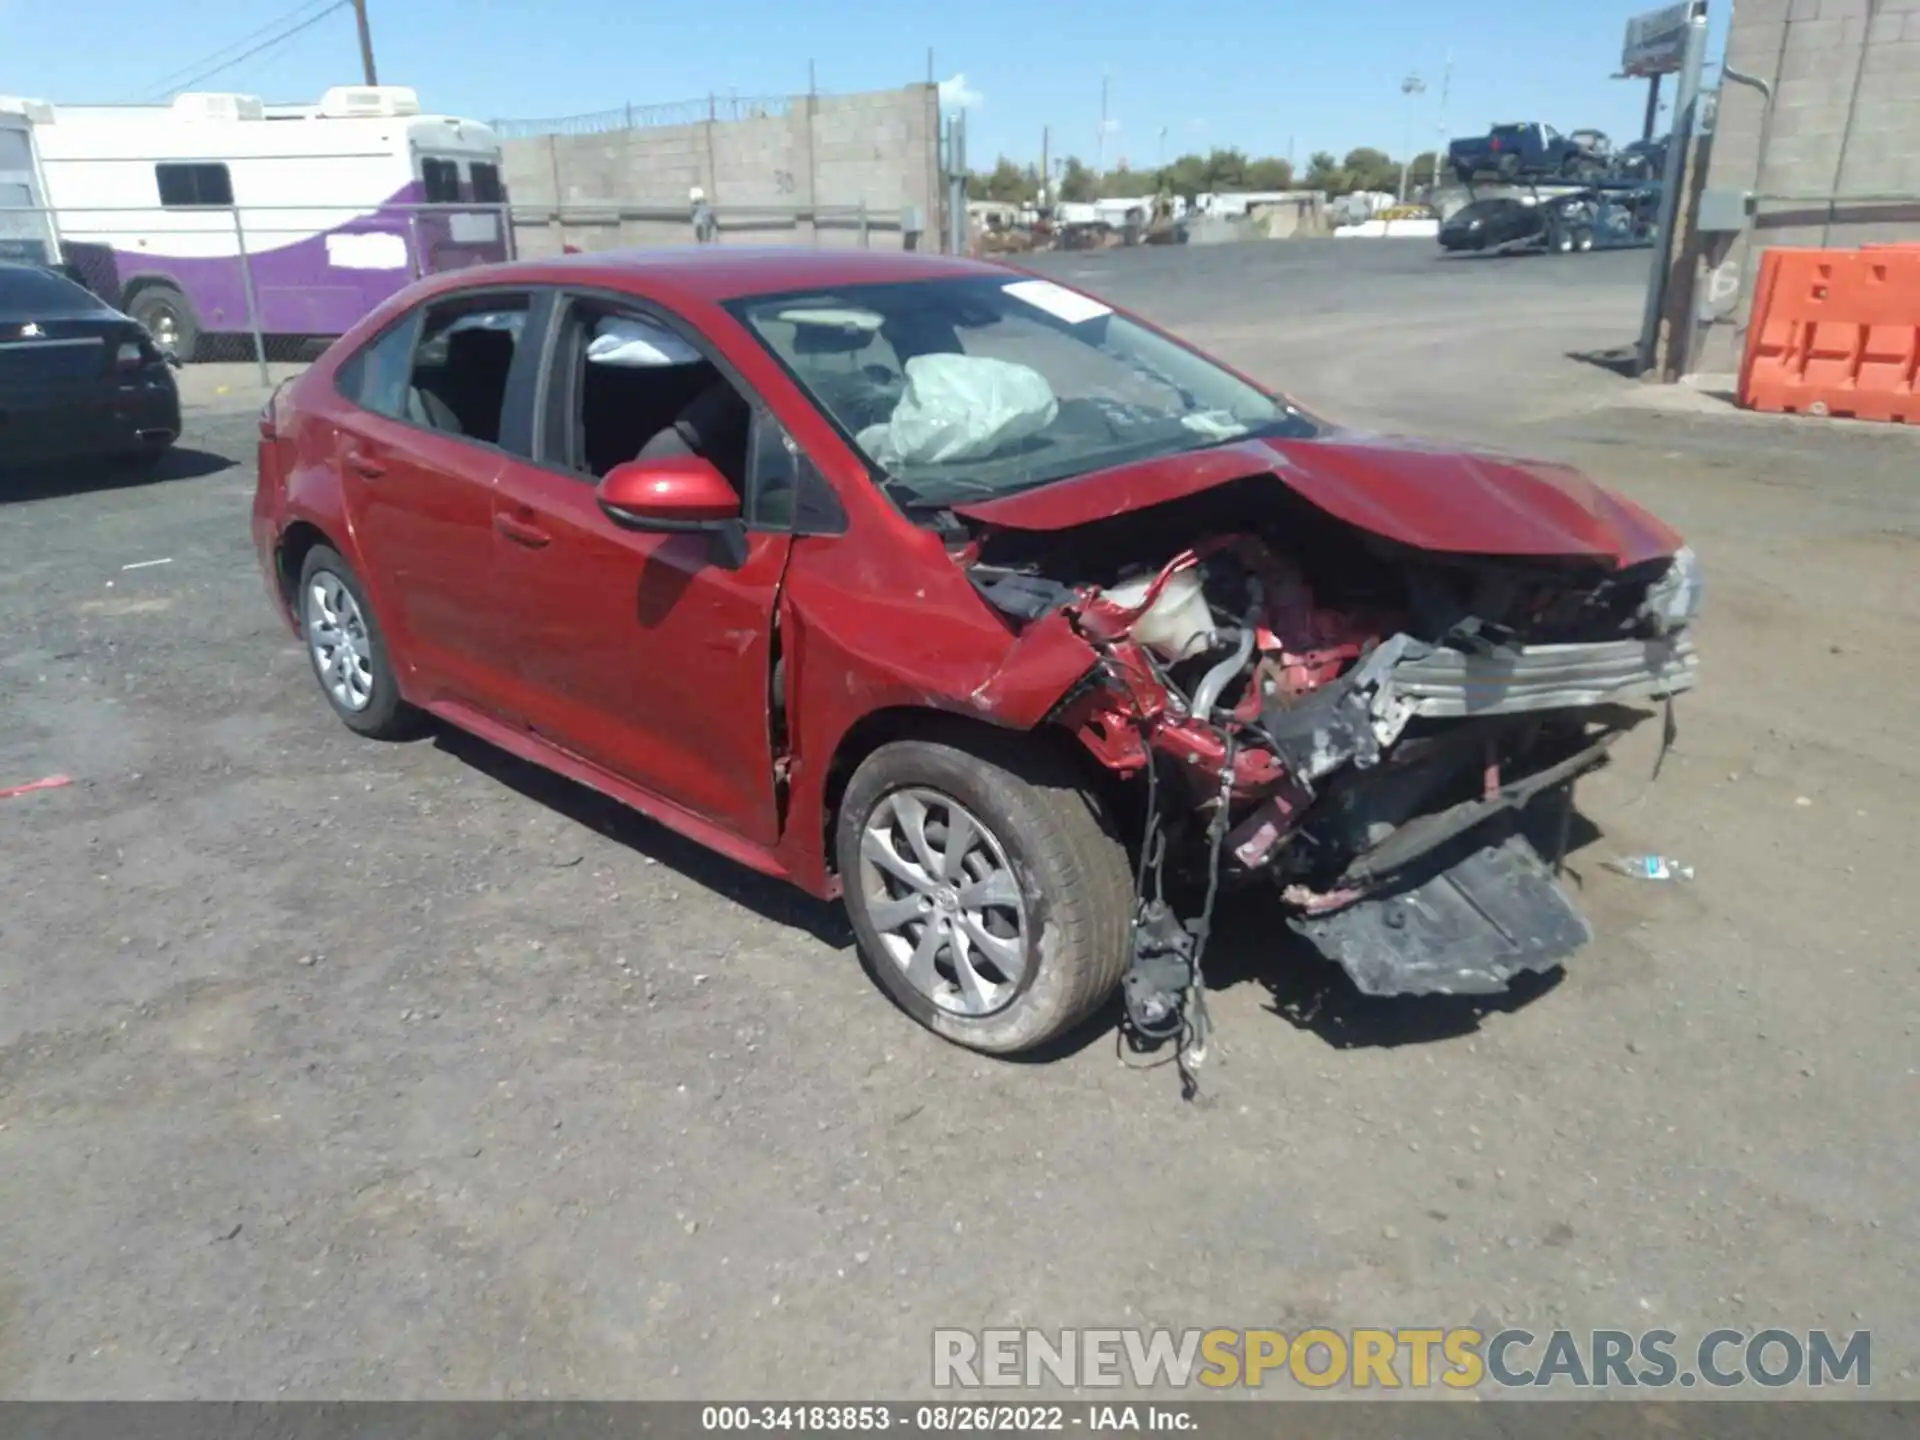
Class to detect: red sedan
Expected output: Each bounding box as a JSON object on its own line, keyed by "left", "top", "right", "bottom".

{"left": 253, "top": 248, "right": 1701, "bottom": 1056}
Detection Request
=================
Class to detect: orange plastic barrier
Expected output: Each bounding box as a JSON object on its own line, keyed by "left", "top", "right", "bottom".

{"left": 1739, "top": 246, "right": 1920, "bottom": 424}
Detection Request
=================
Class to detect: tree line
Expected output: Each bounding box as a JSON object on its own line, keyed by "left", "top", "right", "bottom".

{"left": 967, "top": 146, "right": 1443, "bottom": 204}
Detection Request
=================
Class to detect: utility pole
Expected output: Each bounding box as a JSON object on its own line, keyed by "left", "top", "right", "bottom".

{"left": 1097, "top": 73, "right": 1110, "bottom": 174}
{"left": 1432, "top": 51, "right": 1452, "bottom": 191}
{"left": 1398, "top": 73, "right": 1426, "bottom": 202}
{"left": 352, "top": 0, "right": 378, "bottom": 85}
{"left": 1040, "top": 125, "right": 1050, "bottom": 212}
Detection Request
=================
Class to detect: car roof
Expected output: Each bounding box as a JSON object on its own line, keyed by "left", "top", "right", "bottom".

{"left": 413, "top": 246, "right": 1014, "bottom": 307}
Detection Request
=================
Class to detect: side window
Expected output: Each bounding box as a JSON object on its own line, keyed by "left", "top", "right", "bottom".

{"left": 547, "top": 301, "right": 752, "bottom": 495}
{"left": 407, "top": 296, "right": 530, "bottom": 444}
{"left": 155, "top": 163, "right": 234, "bottom": 208}
{"left": 334, "top": 316, "right": 419, "bottom": 418}
{"left": 748, "top": 417, "right": 798, "bottom": 531}
{"left": 471, "top": 162, "right": 504, "bottom": 204}
{"left": 421, "top": 158, "right": 461, "bottom": 203}
{"left": 746, "top": 415, "right": 845, "bottom": 535}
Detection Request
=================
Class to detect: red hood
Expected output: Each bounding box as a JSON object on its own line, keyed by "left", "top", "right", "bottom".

{"left": 949, "top": 432, "right": 1682, "bottom": 568}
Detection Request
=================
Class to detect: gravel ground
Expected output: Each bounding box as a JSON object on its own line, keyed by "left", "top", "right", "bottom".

{"left": 1, "top": 240, "right": 1915, "bottom": 1400}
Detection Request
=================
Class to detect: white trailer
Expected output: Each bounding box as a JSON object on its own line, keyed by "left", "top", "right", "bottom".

{"left": 5, "top": 85, "right": 510, "bottom": 353}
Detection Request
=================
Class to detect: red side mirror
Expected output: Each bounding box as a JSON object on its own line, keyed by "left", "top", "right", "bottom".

{"left": 597, "top": 455, "right": 741, "bottom": 531}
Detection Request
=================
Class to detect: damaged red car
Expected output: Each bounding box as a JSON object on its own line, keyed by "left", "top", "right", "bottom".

{"left": 253, "top": 249, "right": 1701, "bottom": 1056}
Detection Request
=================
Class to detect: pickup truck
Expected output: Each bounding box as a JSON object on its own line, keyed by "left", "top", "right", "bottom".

{"left": 1449, "top": 123, "right": 1608, "bottom": 184}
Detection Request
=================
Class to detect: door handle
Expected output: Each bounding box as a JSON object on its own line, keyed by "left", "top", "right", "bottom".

{"left": 343, "top": 449, "right": 385, "bottom": 479}
{"left": 494, "top": 512, "right": 551, "bottom": 548}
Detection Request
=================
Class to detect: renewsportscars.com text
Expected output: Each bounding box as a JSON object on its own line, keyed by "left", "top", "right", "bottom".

{"left": 932, "top": 1327, "right": 1872, "bottom": 1391}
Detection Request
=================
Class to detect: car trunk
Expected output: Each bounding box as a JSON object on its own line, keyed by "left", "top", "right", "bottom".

{"left": 0, "top": 301, "right": 165, "bottom": 461}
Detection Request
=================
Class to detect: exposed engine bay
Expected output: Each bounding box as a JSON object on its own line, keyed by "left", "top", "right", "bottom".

{"left": 954, "top": 477, "right": 1702, "bottom": 1058}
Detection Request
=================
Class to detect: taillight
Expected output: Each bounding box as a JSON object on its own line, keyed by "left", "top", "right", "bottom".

{"left": 115, "top": 341, "right": 146, "bottom": 369}
{"left": 258, "top": 397, "right": 277, "bottom": 441}
{"left": 1490, "top": 138, "right": 1502, "bottom": 152}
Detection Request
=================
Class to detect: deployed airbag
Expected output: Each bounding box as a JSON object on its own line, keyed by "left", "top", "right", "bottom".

{"left": 588, "top": 315, "right": 704, "bottom": 368}
{"left": 868, "top": 353, "right": 1059, "bottom": 465}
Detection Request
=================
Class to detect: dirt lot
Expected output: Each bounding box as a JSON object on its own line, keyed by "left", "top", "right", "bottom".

{"left": 1, "top": 241, "right": 1915, "bottom": 1399}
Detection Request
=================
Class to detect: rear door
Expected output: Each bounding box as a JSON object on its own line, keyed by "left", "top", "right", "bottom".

{"left": 487, "top": 290, "right": 797, "bottom": 848}
{"left": 329, "top": 288, "right": 542, "bottom": 716}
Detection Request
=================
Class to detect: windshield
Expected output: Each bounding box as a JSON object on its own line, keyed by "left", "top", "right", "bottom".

{"left": 724, "top": 274, "right": 1317, "bottom": 508}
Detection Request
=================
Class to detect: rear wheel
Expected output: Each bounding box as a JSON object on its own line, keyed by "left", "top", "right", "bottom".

{"left": 296, "top": 545, "right": 423, "bottom": 740}
{"left": 1574, "top": 226, "right": 1596, "bottom": 252}
{"left": 127, "top": 284, "right": 199, "bottom": 361}
{"left": 836, "top": 736, "right": 1133, "bottom": 1056}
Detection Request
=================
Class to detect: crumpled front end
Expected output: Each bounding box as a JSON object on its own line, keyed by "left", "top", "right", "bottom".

{"left": 960, "top": 477, "right": 1701, "bottom": 1021}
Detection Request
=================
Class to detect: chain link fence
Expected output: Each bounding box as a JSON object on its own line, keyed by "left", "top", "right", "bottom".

{"left": 12, "top": 202, "right": 515, "bottom": 376}
{"left": 490, "top": 95, "right": 792, "bottom": 140}
{"left": 9, "top": 196, "right": 927, "bottom": 381}
{"left": 508, "top": 198, "right": 925, "bottom": 261}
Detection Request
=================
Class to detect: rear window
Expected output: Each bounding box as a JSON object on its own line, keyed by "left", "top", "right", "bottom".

{"left": 1492, "top": 125, "right": 1530, "bottom": 142}
{"left": 0, "top": 263, "right": 100, "bottom": 313}
{"left": 1454, "top": 200, "right": 1516, "bottom": 221}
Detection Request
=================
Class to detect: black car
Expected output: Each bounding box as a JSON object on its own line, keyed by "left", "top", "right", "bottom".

{"left": 1439, "top": 190, "right": 1628, "bottom": 256}
{"left": 1438, "top": 197, "right": 1556, "bottom": 253}
{"left": 0, "top": 261, "right": 180, "bottom": 471}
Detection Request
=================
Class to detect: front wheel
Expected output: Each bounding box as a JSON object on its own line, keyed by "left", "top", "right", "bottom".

{"left": 836, "top": 737, "right": 1134, "bottom": 1056}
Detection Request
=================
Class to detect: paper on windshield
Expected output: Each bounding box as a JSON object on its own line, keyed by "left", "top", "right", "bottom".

{"left": 1002, "top": 279, "right": 1112, "bottom": 326}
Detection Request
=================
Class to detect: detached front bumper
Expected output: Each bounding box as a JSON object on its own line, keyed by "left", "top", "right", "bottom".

{"left": 1264, "top": 632, "right": 1697, "bottom": 998}
{"left": 1290, "top": 824, "right": 1591, "bottom": 997}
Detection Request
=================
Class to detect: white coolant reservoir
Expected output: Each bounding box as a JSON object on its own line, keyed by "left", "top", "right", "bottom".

{"left": 1103, "top": 568, "right": 1218, "bottom": 660}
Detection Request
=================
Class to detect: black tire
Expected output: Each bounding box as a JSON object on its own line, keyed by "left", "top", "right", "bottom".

{"left": 126, "top": 283, "right": 200, "bottom": 361}
{"left": 1574, "top": 226, "right": 1595, "bottom": 253}
{"left": 1552, "top": 224, "right": 1575, "bottom": 254}
{"left": 836, "top": 736, "right": 1133, "bottom": 1056}
{"left": 295, "top": 544, "right": 423, "bottom": 740}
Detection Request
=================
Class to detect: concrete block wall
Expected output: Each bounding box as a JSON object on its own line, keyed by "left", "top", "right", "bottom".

{"left": 502, "top": 85, "right": 942, "bottom": 258}
{"left": 1692, "top": 0, "right": 1920, "bottom": 372}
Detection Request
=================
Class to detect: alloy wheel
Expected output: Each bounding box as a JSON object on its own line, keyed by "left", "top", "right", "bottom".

{"left": 856, "top": 787, "right": 1030, "bottom": 1017}
{"left": 305, "top": 570, "right": 375, "bottom": 713}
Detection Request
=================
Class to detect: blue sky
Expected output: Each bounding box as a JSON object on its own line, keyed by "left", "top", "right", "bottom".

{"left": 6, "top": 0, "right": 1721, "bottom": 167}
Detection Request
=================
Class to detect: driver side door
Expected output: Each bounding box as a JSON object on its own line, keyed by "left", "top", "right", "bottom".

{"left": 488, "top": 291, "right": 797, "bottom": 850}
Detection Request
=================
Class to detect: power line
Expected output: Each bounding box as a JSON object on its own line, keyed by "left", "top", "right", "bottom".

{"left": 138, "top": 0, "right": 343, "bottom": 99}
{"left": 140, "top": 0, "right": 350, "bottom": 102}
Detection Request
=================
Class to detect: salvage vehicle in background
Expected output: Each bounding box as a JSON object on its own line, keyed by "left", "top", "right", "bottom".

{"left": 0, "top": 259, "right": 179, "bottom": 469}
{"left": 1437, "top": 195, "right": 1573, "bottom": 253}
{"left": 1449, "top": 123, "right": 1608, "bottom": 184}
{"left": 253, "top": 249, "right": 1702, "bottom": 1057}
{"left": 1438, "top": 186, "right": 1661, "bottom": 256}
